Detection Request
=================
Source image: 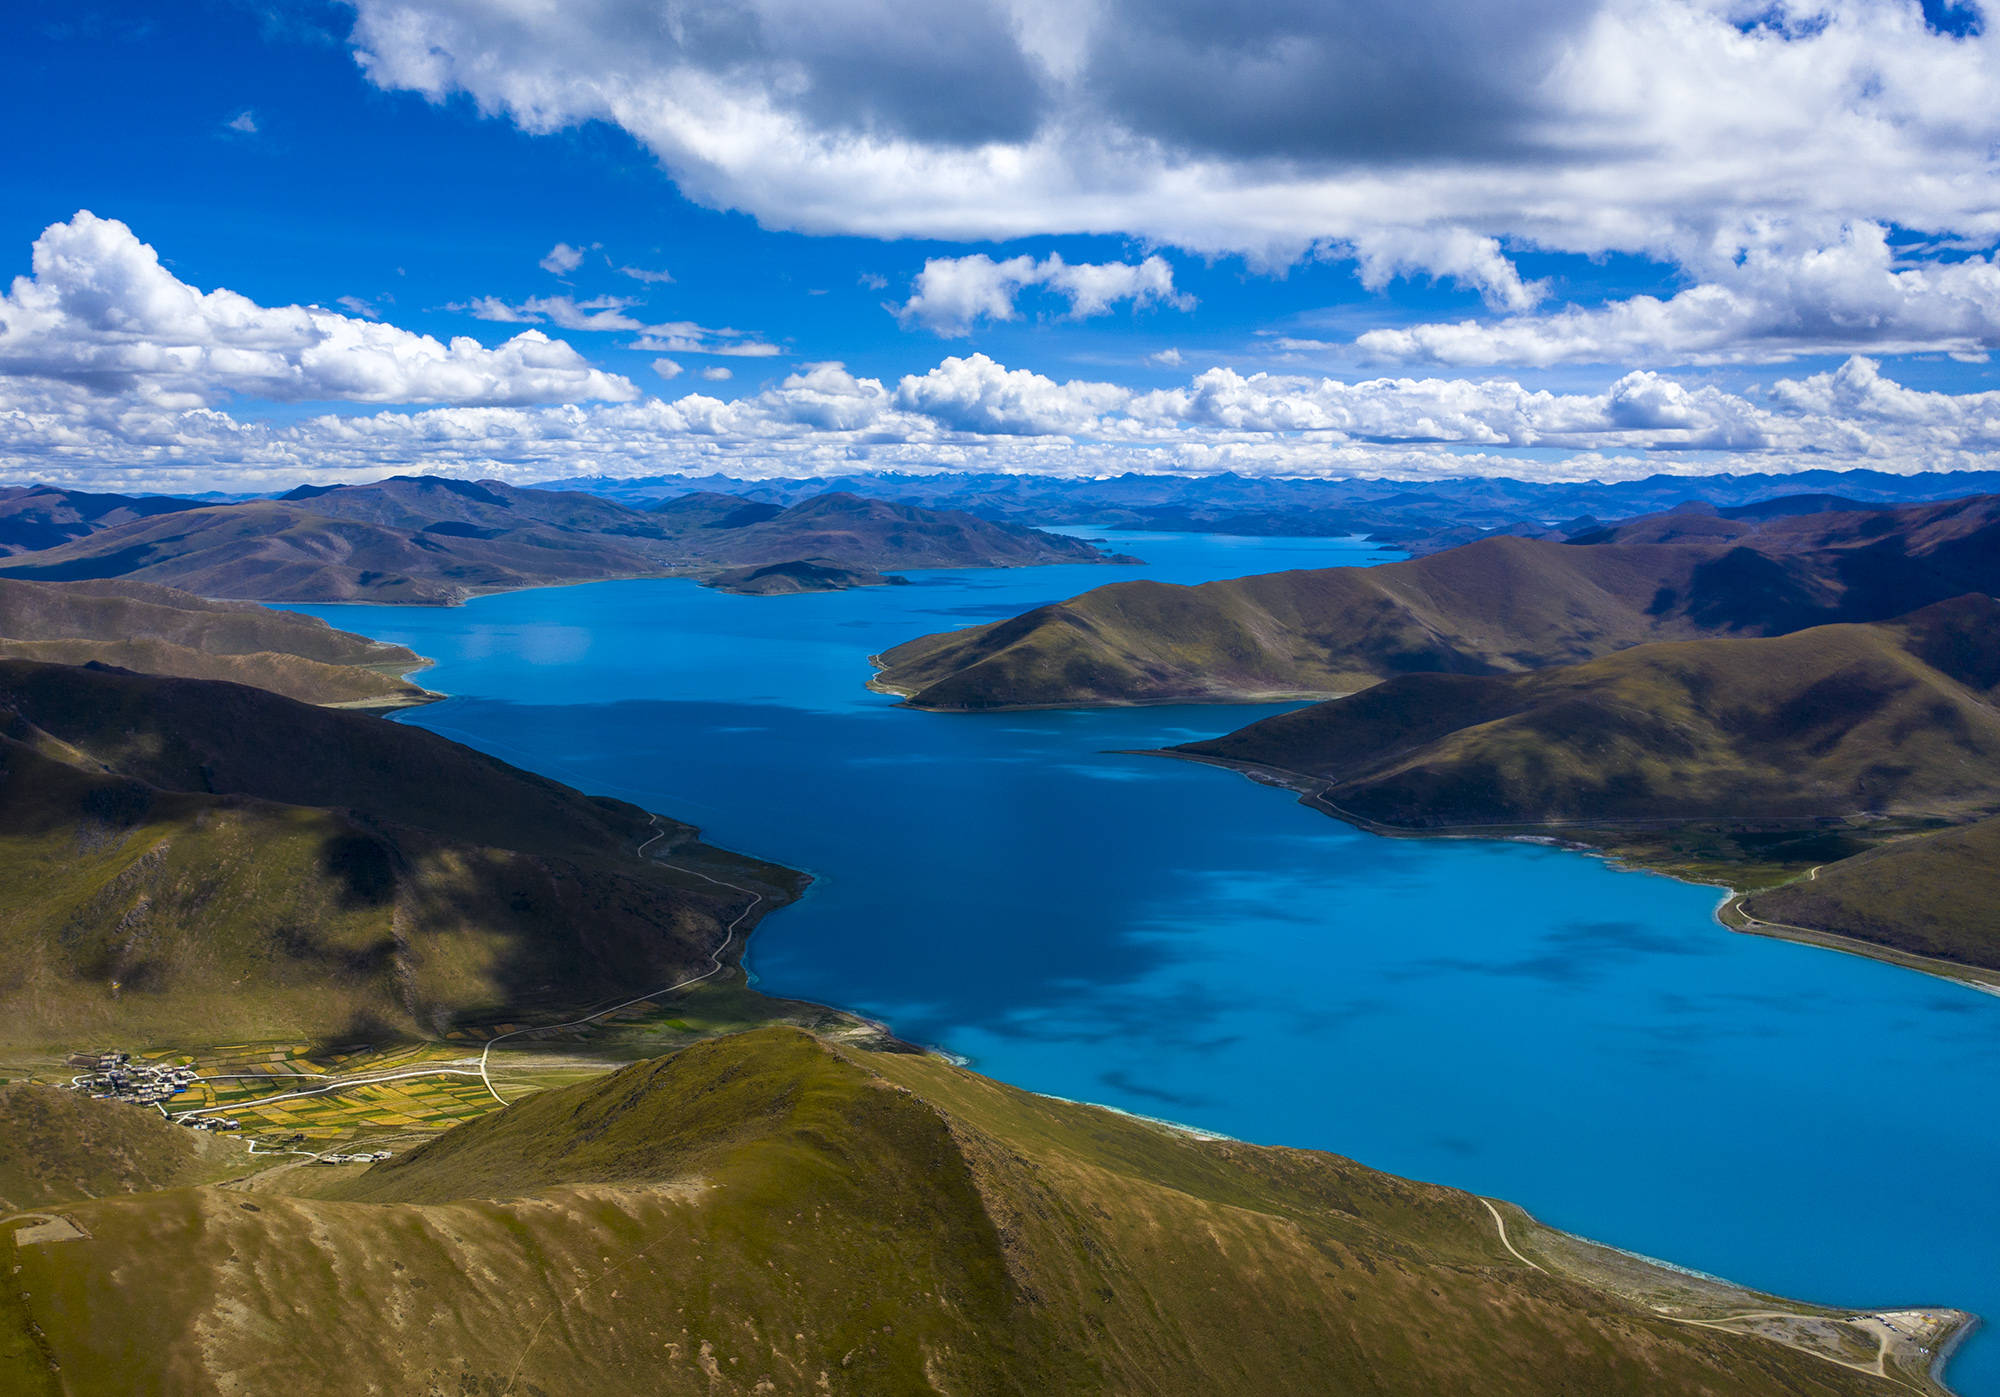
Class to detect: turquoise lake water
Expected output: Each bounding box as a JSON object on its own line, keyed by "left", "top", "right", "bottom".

{"left": 296, "top": 530, "right": 2000, "bottom": 1392}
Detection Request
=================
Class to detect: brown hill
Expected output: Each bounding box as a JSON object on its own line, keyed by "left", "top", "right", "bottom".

{"left": 706, "top": 558, "right": 903, "bottom": 595}
{"left": 0, "top": 659, "right": 803, "bottom": 1047}
{"left": 1, "top": 1027, "right": 1941, "bottom": 1395}
{"left": 1743, "top": 816, "right": 2000, "bottom": 971}
{"left": 0, "top": 484, "right": 204, "bottom": 557}
{"left": 0, "top": 578, "right": 433, "bottom": 706}
{"left": 1177, "top": 595, "right": 2000, "bottom": 831}
{"left": 0, "top": 476, "right": 1123, "bottom": 603}
{"left": 875, "top": 495, "right": 2000, "bottom": 710}
{"left": 0, "top": 499, "right": 670, "bottom": 603}
{"left": 710, "top": 491, "right": 1123, "bottom": 569}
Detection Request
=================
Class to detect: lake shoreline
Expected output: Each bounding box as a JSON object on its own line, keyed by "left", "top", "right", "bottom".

{"left": 1150, "top": 748, "right": 2000, "bottom": 999}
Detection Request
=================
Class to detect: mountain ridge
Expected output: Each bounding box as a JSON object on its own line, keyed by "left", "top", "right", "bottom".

{"left": 0, "top": 658, "right": 804, "bottom": 1047}
{"left": 874, "top": 495, "right": 2000, "bottom": 710}
{"left": 0, "top": 577, "right": 434, "bottom": 706}
{"left": 0, "top": 1026, "right": 1946, "bottom": 1395}
{"left": 0, "top": 476, "right": 1126, "bottom": 604}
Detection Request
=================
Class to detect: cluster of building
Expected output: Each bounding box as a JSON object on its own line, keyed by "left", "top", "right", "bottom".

{"left": 64, "top": 1051, "right": 199, "bottom": 1109}
{"left": 63, "top": 1048, "right": 392, "bottom": 1161}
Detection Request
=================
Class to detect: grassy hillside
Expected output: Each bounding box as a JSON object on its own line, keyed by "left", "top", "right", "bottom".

{"left": 0, "top": 1083, "right": 237, "bottom": 1211}
{"left": 0, "top": 1028, "right": 1942, "bottom": 1395}
{"left": 1179, "top": 596, "right": 2000, "bottom": 828}
{"left": 1744, "top": 816, "right": 2000, "bottom": 970}
{"left": 0, "top": 660, "right": 804, "bottom": 1048}
{"left": 0, "top": 578, "right": 432, "bottom": 706}
{"left": 875, "top": 495, "right": 2000, "bottom": 710}
{"left": 0, "top": 476, "right": 1122, "bottom": 604}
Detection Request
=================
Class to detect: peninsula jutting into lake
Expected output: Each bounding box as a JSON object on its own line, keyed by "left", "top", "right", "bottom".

{"left": 7, "top": 3, "right": 2000, "bottom": 1392}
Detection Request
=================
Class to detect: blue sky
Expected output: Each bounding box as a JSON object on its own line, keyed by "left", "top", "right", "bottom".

{"left": 6, "top": 0, "right": 2000, "bottom": 489}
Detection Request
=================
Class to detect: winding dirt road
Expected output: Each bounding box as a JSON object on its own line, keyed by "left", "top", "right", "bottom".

{"left": 476, "top": 817, "right": 766, "bottom": 1104}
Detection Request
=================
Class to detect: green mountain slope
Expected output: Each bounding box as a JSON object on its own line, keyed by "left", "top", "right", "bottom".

{"left": 1, "top": 1028, "right": 1941, "bottom": 1395}
{"left": 0, "top": 660, "right": 803, "bottom": 1047}
{"left": 0, "top": 578, "right": 432, "bottom": 706}
{"left": 1743, "top": 816, "right": 2000, "bottom": 970}
{"left": 874, "top": 495, "right": 2000, "bottom": 710}
{"left": 1178, "top": 596, "right": 2000, "bottom": 829}
{"left": 0, "top": 1084, "right": 237, "bottom": 1212}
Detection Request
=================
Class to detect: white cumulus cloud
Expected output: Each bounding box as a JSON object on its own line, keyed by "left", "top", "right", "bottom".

{"left": 0, "top": 212, "right": 636, "bottom": 408}
{"left": 1356, "top": 224, "right": 2000, "bottom": 366}
{"left": 899, "top": 253, "right": 1192, "bottom": 334}
{"left": 8, "top": 346, "right": 2000, "bottom": 490}
{"left": 344, "top": 0, "right": 2000, "bottom": 338}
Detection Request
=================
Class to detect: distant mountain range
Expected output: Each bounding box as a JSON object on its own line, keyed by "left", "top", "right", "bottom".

{"left": 0, "top": 485, "right": 206, "bottom": 556}
{"left": 0, "top": 658, "right": 804, "bottom": 1047}
{"left": 874, "top": 494, "right": 2000, "bottom": 710}
{"left": 0, "top": 578, "right": 434, "bottom": 707}
{"left": 538, "top": 465, "right": 2000, "bottom": 551}
{"left": 0, "top": 476, "right": 1128, "bottom": 604}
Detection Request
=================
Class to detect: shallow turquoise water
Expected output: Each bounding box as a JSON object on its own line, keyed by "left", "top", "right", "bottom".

{"left": 295, "top": 531, "right": 2000, "bottom": 1392}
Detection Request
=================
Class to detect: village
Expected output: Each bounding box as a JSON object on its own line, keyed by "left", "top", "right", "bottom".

{"left": 63, "top": 1050, "right": 229, "bottom": 1125}
{"left": 61, "top": 1048, "right": 391, "bottom": 1162}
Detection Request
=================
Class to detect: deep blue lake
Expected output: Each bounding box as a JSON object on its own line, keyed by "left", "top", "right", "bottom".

{"left": 296, "top": 530, "right": 2000, "bottom": 1393}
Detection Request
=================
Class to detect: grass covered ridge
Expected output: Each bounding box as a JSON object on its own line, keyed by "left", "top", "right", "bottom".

{"left": 874, "top": 494, "right": 2000, "bottom": 711}
{"left": 0, "top": 659, "right": 805, "bottom": 1049}
{"left": 0, "top": 1028, "right": 1945, "bottom": 1396}
{"left": 0, "top": 577, "right": 434, "bottom": 707}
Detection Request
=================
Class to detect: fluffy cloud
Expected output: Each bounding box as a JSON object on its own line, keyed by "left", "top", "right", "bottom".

{"left": 14, "top": 328, "right": 2000, "bottom": 491}
{"left": 4, "top": 216, "right": 1995, "bottom": 485}
{"left": 0, "top": 212, "right": 635, "bottom": 408}
{"left": 899, "top": 254, "right": 1191, "bottom": 334}
{"left": 893, "top": 354, "right": 1130, "bottom": 433}
{"left": 1356, "top": 225, "right": 2000, "bottom": 366}
{"left": 345, "top": 0, "right": 2000, "bottom": 315}
{"left": 539, "top": 242, "right": 588, "bottom": 275}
